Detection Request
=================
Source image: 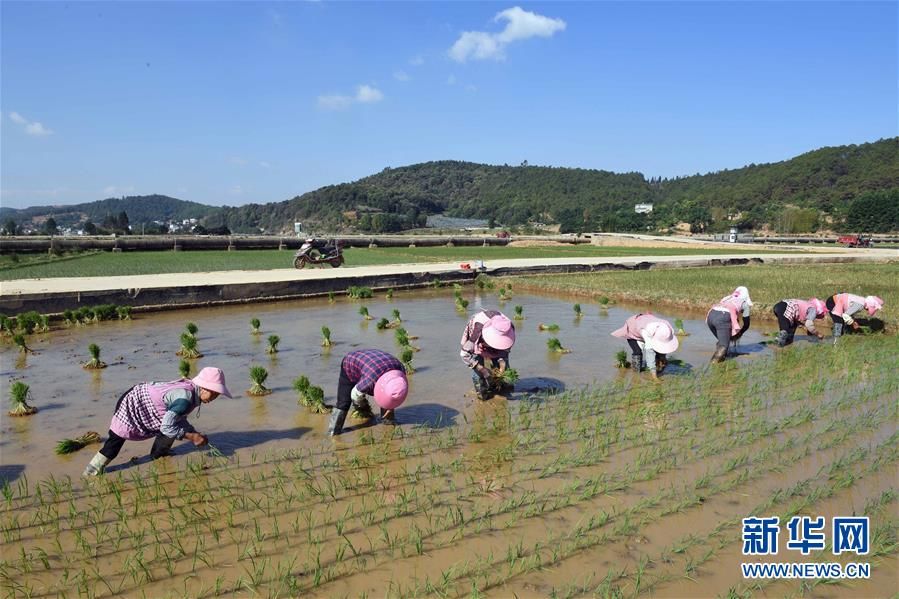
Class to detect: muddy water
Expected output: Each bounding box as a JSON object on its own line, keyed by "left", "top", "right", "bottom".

{"left": 0, "top": 288, "right": 777, "bottom": 483}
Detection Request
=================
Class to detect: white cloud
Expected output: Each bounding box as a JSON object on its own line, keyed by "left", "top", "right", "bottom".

{"left": 318, "top": 84, "right": 383, "bottom": 110}
{"left": 393, "top": 70, "right": 410, "bottom": 82}
{"left": 355, "top": 85, "right": 383, "bottom": 103}
{"left": 8, "top": 111, "right": 54, "bottom": 136}
{"left": 449, "top": 6, "right": 566, "bottom": 62}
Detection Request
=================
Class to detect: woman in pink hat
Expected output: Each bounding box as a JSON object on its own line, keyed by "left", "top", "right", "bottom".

{"left": 329, "top": 349, "right": 409, "bottom": 436}
{"left": 83, "top": 367, "right": 232, "bottom": 476}
{"left": 826, "top": 293, "right": 884, "bottom": 341}
{"left": 706, "top": 286, "right": 753, "bottom": 363}
{"left": 460, "top": 309, "right": 516, "bottom": 400}
{"left": 611, "top": 313, "right": 679, "bottom": 379}
{"left": 772, "top": 298, "right": 827, "bottom": 347}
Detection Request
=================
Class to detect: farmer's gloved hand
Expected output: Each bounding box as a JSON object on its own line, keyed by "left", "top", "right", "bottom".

{"left": 476, "top": 365, "right": 492, "bottom": 381}
{"left": 851, "top": 322, "right": 860, "bottom": 331}
{"left": 185, "top": 432, "right": 208, "bottom": 447}
{"left": 350, "top": 386, "right": 366, "bottom": 403}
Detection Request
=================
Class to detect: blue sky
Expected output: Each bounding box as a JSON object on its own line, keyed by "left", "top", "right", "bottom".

{"left": 1, "top": 1, "right": 896, "bottom": 209}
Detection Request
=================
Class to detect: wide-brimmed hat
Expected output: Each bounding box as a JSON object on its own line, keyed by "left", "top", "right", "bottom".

{"left": 733, "top": 286, "right": 753, "bottom": 306}
{"left": 192, "top": 367, "right": 232, "bottom": 398}
{"left": 810, "top": 298, "right": 827, "bottom": 317}
{"left": 482, "top": 314, "right": 516, "bottom": 350}
{"left": 644, "top": 321, "right": 679, "bottom": 354}
{"left": 864, "top": 295, "right": 884, "bottom": 316}
{"left": 374, "top": 369, "right": 408, "bottom": 410}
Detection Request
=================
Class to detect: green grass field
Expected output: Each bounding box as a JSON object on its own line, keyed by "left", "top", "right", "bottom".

{"left": 508, "top": 262, "right": 899, "bottom": 324}
{"left": 0, "top": 245, "right": 785, "bottom": 280}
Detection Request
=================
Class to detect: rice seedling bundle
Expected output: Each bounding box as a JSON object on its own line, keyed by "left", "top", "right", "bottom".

{"left": 391, "top": 309, "right": 402, "bottom": 323}
{"left": 347, "top": 286, "right": 373, "bottom": 299}
{"left": 306, "top": 385, "right": 329, "bottom": 413}
{"left": 615, "top": 350, "right": 630, "bottom": 368}
{"left": 185, "top": 322, "right": 199, "bottom": 337}
{"left": 178, "top": 332, "right": 203, "bottom": 359}
{"left": 250, "top": 318, "right": 261, "bottom": 334}
{"left": 386, "top": 289, "right": 394, "bottom": 300}
{"left": 359, "top": 306, "right": 373, "bottom": 320}
{"left": 537, "top": 323, "right": 560, "bottom": 332}
{"left": 248, "top": 365, "right": 272, "bottom": 396}
{"left": 116, "top": 306, "right": 132, "bottom": 320}
{"left": 178, "top": 359, "right": 191, "bottom": 378}
{"left": 547, "top": 337, "right": 571, "bottom": 354}
{"left": 674, "top": 318, "right": 689, "bottom": 336}
{"left": 54, "top": 432, "right": 101, "bottom": 455}
{"left": 573, "top": 303, "right": 582, "bottom": 317}
{"left": 8, "top": 381, "right": 37, "bottom": 417}
{"left": 267, "top": 334, "right": 280, "bottom": 354}
{"left": 321, "top": 326, "right": 332, "bottom": 347}
{"left": 513, "top": 305, "right": 524, "bottom": 320}
{"left": 82, "top": 343, "right": 107, "bottom": 369}
{"left": 13, "top": 334, "right": 33, "bottom": 354}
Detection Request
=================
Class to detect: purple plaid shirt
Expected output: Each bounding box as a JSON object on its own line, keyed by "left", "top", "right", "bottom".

{"left": 341, "top": 349, "right": 403, "bottom": 395}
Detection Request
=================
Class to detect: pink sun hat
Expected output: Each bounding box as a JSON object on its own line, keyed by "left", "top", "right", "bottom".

{"left": 374, "top": 369, "right": 408, "bottom": 410}
{"left": 864, "top": 295, "right": 884, "bottom": 316}
{"left": 644, "top": 321, "right": 679, "bottom": 354}
{"left": 192, "top": 367, "right": 232, "bottom": 398}
{"left": 482, "top": 314, "right": 516, "bottom": 350}
{"left": 809, "top": 298, "right": 827, "bottom": 317}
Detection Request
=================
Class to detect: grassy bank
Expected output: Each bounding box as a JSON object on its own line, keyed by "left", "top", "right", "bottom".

{"left": 507, "top": 262, "right": 899, "bottom": 325}
{"left": 0, "top": 245, "right": 789, "bottom": 280}
{"left": 1, "top": 336, "right": 895, "bottom": 597}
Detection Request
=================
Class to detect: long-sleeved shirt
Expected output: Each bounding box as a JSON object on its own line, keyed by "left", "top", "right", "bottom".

{"left": 783, "top": 299, "right": 820, "bottom": 334}
{"left": 111, "top": 380, "right": 199, "bottom": 441}
{"left": 460, "top": 309, "right": 511, "bottom": 369}
{"left": 830, "top": 293, "right": 866, "bottom": 325}
{"left": 342, "top": 349, "right": 404, "bottom": 395}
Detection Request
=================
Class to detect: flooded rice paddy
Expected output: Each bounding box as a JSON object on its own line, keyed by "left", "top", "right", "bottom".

{"left": 1, "top": 287, "right": 895, "bottom": 598}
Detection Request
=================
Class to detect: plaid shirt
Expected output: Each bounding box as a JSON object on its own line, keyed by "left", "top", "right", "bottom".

{"left": 460, "top": 309, "right": 512, "bottom": 368}
{"left": 341, "top": 349, "right": 403, "bottom": 395}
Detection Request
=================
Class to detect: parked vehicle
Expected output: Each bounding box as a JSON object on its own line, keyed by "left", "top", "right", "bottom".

{"left": 294, "top": 238, "right": 345, "bottom": 268}
{"left": 838, "top": 234, "right": 872, "bottom": 248}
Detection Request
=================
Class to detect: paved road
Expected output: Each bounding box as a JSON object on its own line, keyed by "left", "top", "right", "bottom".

{"left": 2, "top": 250, "right": 896, "bottom": 296}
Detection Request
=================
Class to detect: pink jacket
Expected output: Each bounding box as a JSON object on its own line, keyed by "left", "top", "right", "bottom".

{"left": 708, "top": 295, "right": 742, "bottom": 336}
{"left": 831, "top": 293, "right": 866, "bottom": 319}
{"left": 611, "top": 313, "right": 665, "bottom": 341}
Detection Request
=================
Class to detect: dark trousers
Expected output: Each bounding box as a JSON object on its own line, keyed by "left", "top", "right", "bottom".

{"left": 706, "top": 310, "right": 733, "bottom": 349}
{"left": 773, "top": 301, "right": 796, "bottom": 333}
{"left": 336, "top": 361, "right": 354, "bottom": 412}
{"left": 99, "top": 386, "right": 175, "bottom": 460}
{"left": 825, "top": 296, "right": 845, "bottom": 325}
{"left": 626, "top": 338, "right": 643, "bottom": 361}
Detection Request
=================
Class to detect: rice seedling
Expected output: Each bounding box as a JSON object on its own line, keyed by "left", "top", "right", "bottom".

{"left": 376, "top": 318, "right": 392, "bottom": 330}
{"left": 598, "top": 296, "right": 611, "bottom": 308}
{"left": 547, "top": 337, "right": 571, "bottom": 353}
{"left": 615, "top": 350, "right": 630, "bottom": 368}
{"left": 493, "top": 368, "right": 519, "bottom": 385}
{"left": 537, "top": 323, "right": 560, "bottom": 332}
{"left": 293, "top": 376, "right": 311, "bottom": 404}
{"left": 391, "top": 309, "right": 402, "bottom": 323}
{"left": 674, "top": 318, "right": 689, "bottom": 336}
{"left": 401, "top": 348, "right": 415, "bottom": 374}
{"left": 359, "top": 306, "right": 374, "bottom": 320}
{"left": 76, "top": 306, "right": 95, "bottom": 323}
{"left": 573, "top": 303, "right": 582, "bottom": 318}
{"left": 475, "top": 273, "right": 494, "bottom": 290}
{"left": 8, "top": 381, "right": 37, "bottom": 417}
{"left": 386, "top": 288, "right": 394, "bottom": 300}
{"left": 116, "top": 306, "right": 132, "bottom": 320}
{"left": 1, "top": 315, "right": 17, "bottom": 334}
{"left": 250, "top": 318, "right": 261, "bottom": 334}
{"left": 63, "top": 309, "right": 76, "bottom": 326}
{"left": 178, "top": 359, "right": 191, "bottom": 378}
{"left": 178, "top": 332, "right": 203, "bottom": 359}
{"left": 267, "top": 334, "right": 281, "bottom": 354}
{"left": 498, "top": 288, "right": 510, "bottom": 302}
{"left": 321, "top": 326, "right": 332, "bottom": 347}
{"left": 306, "top": 386, "right": 328, "bottom": 413}
{"left": 13, "top": 334, "right": 33, "bottom": 354}
{"left": 328, "top": 291, "right": 336, "bottom": 303}
{"left": 348, "top": 286, "right": 374, "bottom": 299}
{"left": 247, "top": 365, "right": 272, "bottom": 396}
{"left": 54, "top": 432, "right": 101, "bottom": 455}
{"left": 82, "top": 343, "right": 107, "bottom": 369}
{"left": 38, "top": 315, "right": 50, "bottom": 332}
{"left": 185, "top": 322, "right": 199, "bottom": 338}
{"left": 513, "top": 305, "right": 524, "bottom": 320}
{"left": 431, "top": 278, "right": 442, "bottom": 288}
{"left": 15, "top": 311, "right": 42, "bottom": 334}
{"left": 395, "top": 328, "right": 410, "bottom": 347}
{"left": 455, "top": 297, "right": 469, "bottom": 311}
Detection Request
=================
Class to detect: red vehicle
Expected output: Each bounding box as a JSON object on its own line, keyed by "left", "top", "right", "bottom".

{"left": 495, "top": 230, "right": 511, "bottom": 239}
{"left": 837, "top": 234, "right": 871, "bottom": 248}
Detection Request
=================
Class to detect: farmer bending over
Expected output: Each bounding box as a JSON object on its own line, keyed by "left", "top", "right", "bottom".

{"left": 460, "top": 309, "right": 517, "bottom": 401}
{"left": 329, "top": 349, "right": 409, "bottom": 436}
{"left": 706, "top": 286, "right": 753, "bottom": 363}
{"left": 83, "top": 367, "right": 231, "bottom": 476}
{"left": 611, "top": 313, "right": 679, "bottom": 379}
{"left": 826, "top": 293, "right": 883, "bottom": 341}
{"left": 772, "top": 298, "right": 826, "bottom": 347}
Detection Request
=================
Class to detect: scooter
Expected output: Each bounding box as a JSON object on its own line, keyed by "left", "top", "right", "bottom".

{"left": 293, "top": 238, "right": 345, "bottom": 269}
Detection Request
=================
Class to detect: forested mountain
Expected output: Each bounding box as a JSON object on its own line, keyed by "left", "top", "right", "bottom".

{"left": 4, "top": 138, "right": 898, "bottom": 235}
{"left": 0, "top": 195, "right": 219, "bottom": 229}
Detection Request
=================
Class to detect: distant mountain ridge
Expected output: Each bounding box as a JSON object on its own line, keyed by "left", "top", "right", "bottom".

{"left": 0, "top": 195, "right": 219, "bottom": 229}
{"left": 4, "top": 138, "right": 898, "bottom": 234}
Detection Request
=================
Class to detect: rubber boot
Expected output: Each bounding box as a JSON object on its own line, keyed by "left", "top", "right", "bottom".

{"left": 328, "top": 408, "right": 349, "bottom": 436}
{"left": 150, "top": 434, "right": 175, "bottom": 460}
{"left": 710, "top": 346, "right": 727, "bottom": 363}
{"left": 775, "top": 331, "right": 790, "bottom": 347}
{"left": 832, "top": 322, "right": 843, "bottom": 345}
{"left": 82, "top": 452, "right": 110, "bottom": 476}
{"left": 473, "top": 375, "right": 491, "bottom": 401}
{"left": 631, "top": 354, "right": 643, "bottom": 373}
